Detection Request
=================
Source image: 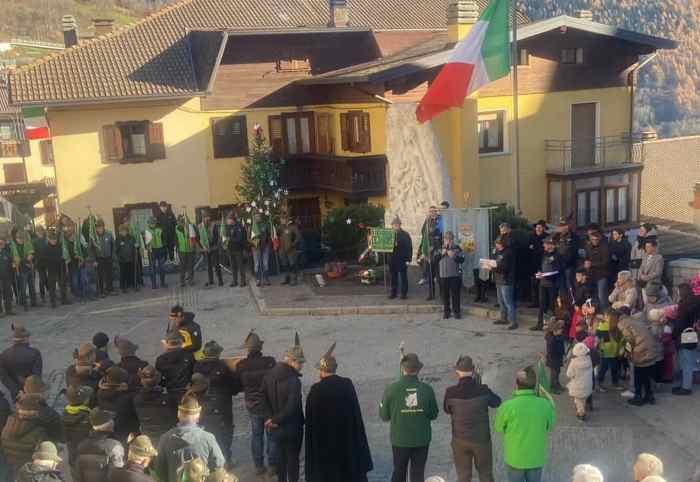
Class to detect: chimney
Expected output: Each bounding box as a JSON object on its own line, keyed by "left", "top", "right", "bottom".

{"left": 447, "top": 0, "right": 479, "bottom": 43}
{"left": 62, "top": 15, "right": 78, "bottom": 48}
{"left": 93, "top": 18, "right": 115, "bottom": 37}
{"left": 573, "top": 10, "right": 593, "bottom": 21}
{"left": 640, "top": 129, "right": 658, "bottom": 142}
{"left": 328, "top": 0, "right": 349, "bottom": 28}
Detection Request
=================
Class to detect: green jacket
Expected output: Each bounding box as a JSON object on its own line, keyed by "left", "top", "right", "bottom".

{"left": 495, "top": 389, "right": 556, "bottom": 470}
{"left": 379, "top": 375, "right": 438, "bottom": 448}
{"left": 596, "top": 320, "right": 621, "bottom": 359}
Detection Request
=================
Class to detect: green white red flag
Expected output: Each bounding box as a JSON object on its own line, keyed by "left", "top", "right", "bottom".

{"left": 21, "top": 106, "right": 50, "bottom": 140}
{"left": 416, "top": 0, "right": 512, "bottom": 123}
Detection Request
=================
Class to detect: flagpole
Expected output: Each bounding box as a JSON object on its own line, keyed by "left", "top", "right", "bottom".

{"left": 511, "top": 1, "right": 521, "bottom": 214}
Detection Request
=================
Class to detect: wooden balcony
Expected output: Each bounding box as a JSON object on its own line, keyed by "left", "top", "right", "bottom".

{"left": 0, "top": 141, "right": 30, "bottom": 158}
{"left": 545, "top": 134, "right": 645, "bottom": 176}
{"left": 281, "top": 154, "right": 387, "bottom": 198}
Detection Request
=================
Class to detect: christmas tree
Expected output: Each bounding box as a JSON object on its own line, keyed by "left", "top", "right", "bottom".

{"left": 235, "top": 124, "right": 287, "bottom": 227}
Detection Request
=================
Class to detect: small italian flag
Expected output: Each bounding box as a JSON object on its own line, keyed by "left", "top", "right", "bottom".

{"left": 416, "top": 0, "right": 511, "bottom": 123}
{"left": 21, "top": 106, "right": 50, "bottom": 140}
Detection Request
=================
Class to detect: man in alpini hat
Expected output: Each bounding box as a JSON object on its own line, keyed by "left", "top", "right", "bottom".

{"left": 305, "top": 343, "right": 373, "bottom": 482}
{"left": 261, "top": 333, "right": 305, "bottom": 482}
{"left": 0, "top": 324, "right": 42, "bottom": 399}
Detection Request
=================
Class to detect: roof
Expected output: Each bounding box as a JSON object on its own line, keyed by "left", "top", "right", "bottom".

{"left": 9, "top": 0, "right": 473, "bottom": 106}
{"left": 0, "top": 74, "right": 19, "bottom": 116}
{"left": 304, "top": 14, "right": 678, "bottom": 85}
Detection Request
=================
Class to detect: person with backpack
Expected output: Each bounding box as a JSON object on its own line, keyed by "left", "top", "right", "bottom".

{"left": 224, "top": 212, "right": 248, "bottom": 288}
{"left": 198, "top": 210, "right": 224, "bottom": 288}
{"left": 155, "top": 394, "right": 226, "bottom": 482}
{"left": 107, "top": 435, "right": 158, "bottom": 482}
{"left": 74, "top": 408, "right": 125, "bottom": 482}
{"left": 133, "top": 365, "right": 177, "bottom": 442}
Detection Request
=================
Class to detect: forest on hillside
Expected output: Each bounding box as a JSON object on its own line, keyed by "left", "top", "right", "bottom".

{"left": 1, "top": 0, "right": 697, "bottom": 138}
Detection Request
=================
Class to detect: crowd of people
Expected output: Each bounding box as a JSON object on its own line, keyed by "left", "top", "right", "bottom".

{"left": 0, "top": 202, "right": 305, "bottom": 315}
{"left": 0, "top": 308, "right": 683, "bottom": 482}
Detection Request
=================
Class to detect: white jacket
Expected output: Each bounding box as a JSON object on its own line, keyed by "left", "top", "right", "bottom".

{"left": 567, "top": 343, "right": 593, "bottom": 399}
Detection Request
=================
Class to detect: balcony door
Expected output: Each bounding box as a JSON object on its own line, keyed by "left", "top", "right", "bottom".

{"left": 571, "top": 102, "right": 597, "bottom": 169}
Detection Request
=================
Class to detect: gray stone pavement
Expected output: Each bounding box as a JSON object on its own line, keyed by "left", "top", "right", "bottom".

{"left": 2, "top": 271, "right": 699, "bottom": 481}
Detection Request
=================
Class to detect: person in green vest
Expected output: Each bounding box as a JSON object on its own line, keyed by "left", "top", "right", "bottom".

{"left": 116, "top": 223, "right": 138, "bottom": 293}
{"left": 379, "top": 352, "right": 438, "bottom": 482}
{"left": 495, "top": 366, "right": 556, "bottom": 482}
{"left": 176, "top": 215, "right": 195, "bottom": 287}
{"left": 11, "top": 228, "right": 37, "bottom": 311}
{"left": 145, "top": 217, "right": 167, "bottom": 289}
{"left": 198, "top": 210, "right": 223, "bottom": 288}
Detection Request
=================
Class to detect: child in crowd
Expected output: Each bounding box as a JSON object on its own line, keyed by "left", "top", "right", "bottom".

{"left": 569, "top": 269, "right": 595, "bottom": 338}
{"left": 92, "top": 332, "right": 111, "bottom": 364}
{"left": 596, "top": 310, "right": 624, "bottom": 391}
{"left": 545, "top": 318, "right": 566, "bottom": 393}
{"left": 567, "top": 342, "right": 594, "bottom": 421}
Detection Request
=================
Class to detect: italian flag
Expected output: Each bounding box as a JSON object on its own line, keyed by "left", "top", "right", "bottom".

{"left": 21, "top": 106, "right": 50, "bottom": 140}
{"left": 416, "top": 0, "right": 511, "bottom": 123}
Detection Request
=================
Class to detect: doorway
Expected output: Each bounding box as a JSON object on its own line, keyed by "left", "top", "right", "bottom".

{"left": 571, "top": 103, "right": 597, "bottom": 169}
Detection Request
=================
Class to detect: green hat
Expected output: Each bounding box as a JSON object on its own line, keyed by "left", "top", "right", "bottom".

{"left": 203, "top": 340, "right": 223, "bottom": 358}
{"left": 89, "top": 407, "right": 115, "bottom": 428}
{"left": 138, "top": 365, "right": 162, "bottom": 386}
{"left": 400, "top": 353, "right": 424, "bottom": 371}
{"left": 32, "top": 441, "right": 62, "bottom": 462}
{"left": 242, "top": 330, "right": 263, "bottom": 352}
{"left": 66, "top": 385, "right": 93, "bottom": 405}
{"left": 129, "top": 434, "right": 158, "bottom": 458}
{"left": 12, "top": 324, "right": 31, "bottom": 340}
{"left": 187, "top": 373, "right": 209, "bottom": 394}
{"left": 115, "top": 336, "right": 138, "bottom": 356}
{"left": 23, "top": 375, "right": 48, "bottom": 395}
{"left": 178, "top": 394, "right": 202, "bottom": 414}
{"left": 286, "top": 332, "right": 305, "bottom": 363}
{"left": 455, "top": 355, "right": 474, "bottom": 372}
{"left": 316, "top": 342, "right": 337, "bottom": 373}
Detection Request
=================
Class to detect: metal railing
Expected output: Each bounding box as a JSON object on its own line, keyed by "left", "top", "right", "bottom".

{"left": 545, "top": 134, "right": 645, "bottom": 173}
{"left": 0, "top": 141, "right": 30, "bottom": 158}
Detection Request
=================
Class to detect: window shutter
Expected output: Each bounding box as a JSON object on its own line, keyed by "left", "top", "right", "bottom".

{"left": 358, "top": 112, "right": 371, "bottom": 153}
{"left": 316, "top": 113, "right": 330, "bottom": 154}
{"left": 231, "top": 117, "right": 248, "bottom": 156}
{"left": 305, "top": 113, "right": 316, "bottom": 153}
{"left": 3, "top": 163, "right": 26, "bottom": 184}
{"left": 340, "top": 113, "right": 350, "bottom": 152}
{"left": 269, "top": 116, "right": 283, "bottom": 158}
{"left": 147, "top": 122, "right": 166, "bottom": 160}
{"left": 39, "top": 140, "right": 54, "bottom": 165}
{"left": 102, "top": 125, "right": 123, "bottom": 163}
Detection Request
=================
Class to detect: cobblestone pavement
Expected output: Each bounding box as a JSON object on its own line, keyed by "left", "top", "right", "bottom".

{"left": 3, "top": 271, "right": 698, "bottom": 481}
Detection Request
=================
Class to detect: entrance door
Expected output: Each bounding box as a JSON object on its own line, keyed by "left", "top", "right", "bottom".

{"left": 288, "top": 197, "right": 321, "bottom": 231}
{"left": 571, "top": 103, "right": 597, "bottom": 169}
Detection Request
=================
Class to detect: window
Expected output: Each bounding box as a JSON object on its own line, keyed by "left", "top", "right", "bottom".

{"left": 561, "top": 48, "right": 584, "bottom": 64}
{"left": 3, "top": 163, "right": 26, "bottom": 184}
{"left": 477, "top": 111, "right": 505, "bottom": 154}
{"left": 282, "top": 112, "right": 315, "bottom": 155}
{"left": 39, "top": 140, "right": 54, "bottom": 165}
{"left": 276, "top": 58, "right": 311, "bottom": 74}
{"left": 212, "top": 116, "right": 248, "bottom": 159}
{"left": 269, "top": 116, "right": 284, "bottom": 159}
{"left": 0, "top": 121, "right": 16, "bottom": 141}
{"left": 340, "top": 111, "right": 371, "bottom": 154}
{"left": 576, "top": 189, "right": 600, "bottom": 227}
{"left": 605, "top": 186, "right": 628, "bottom": 224}
{"left": 517, "top": 48, "right": 530, "bottom": 66}
{"left": 102, "top": 122, "right": 166, "bottom": 163}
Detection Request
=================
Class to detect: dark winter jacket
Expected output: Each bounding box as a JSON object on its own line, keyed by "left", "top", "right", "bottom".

{"left": 608, "top": 237, "right": 631, "bottom": 277}
{"left": 573, "top": 280, "right": 596, "bottom": 308}
{"left": 0, "top": 245, "right": 13, "bottom": 279}
{"left": 390, "top": 229, "right": 412, "bottom": 269}
{"left": 65, "top": 365, "right": 101, "bottom": 402}
{"left": 170, "top": 313, "right": 203, "bottom": 358}
{"left": 155, "top": 209, "right": 177, "bottom": 249}
{"left": 673, "top": 295, "right": 700, "bottom": 350}
{"left": 545, "top": 333, "right": 566, "bottom": 369}
{"left": 62, "top": 405, "right": 92, "bottom": 466}
{"left": 584, "top": 242, "right": 609, "bottom": 282}
{"left": 193, "top": 359, "right": 241, "bottom": 420}
{"left": 237, "top": 351, "right": 276, "bottom": 416}
{"left": 74, "top": 431, "right": 125, "bottom": 482}
{"left": 155, "top": 349, "right": 194, "bottom": 402}
{"left": 107, "top": 463, "right": 154, "bottom": 482}
{"left": 553, "top": 231, "right": 578, "bottom": 269}
{"left": 133, "top": 386, "right": 175, "bottom": 443}
{"left": 539, "top": 250, "right": 562, "bottom": 288}
{"left": 118, "top": 356, "right": 148, "bottom": 393}
{"left": 116, "top": 235, "right": 137, "bottom": 264}
{"left": 443, "top": 377, "right": 501, "bottom": 444}
{"left": 225, "top": 221, "right": 248, "bottom": 251}
{"left": 96, "top": 387, "right": 139, "bottom": 443}
{"left": 37, "top": 242, "right": 64, "bottom": 273}
{"left": 494, "top": 247, "right": 515, "bottom": 286}
{"left": 261, "top": 362, "right": 304, "bottom": 435}
{"left": 0, "top": 342, "right": 42, "bottom": 399}
{"left": 527, "top": 232, "right": 547, "bottom": 276}
{"left": 1, "top": 400, "right": 64, "bottom": 469}
{"left": 16, "top": 463, "right": 65, "bottom": 482}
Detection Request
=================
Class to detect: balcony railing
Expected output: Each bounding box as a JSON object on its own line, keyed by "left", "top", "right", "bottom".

{"left": 0, "top": 141, "right": 30, "bottom": 158}
{"left": 545, "top": 134, "right": 645, "bottom": 174}
{"left": 281, "top": 154, "right": 387, "bottom": 197}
